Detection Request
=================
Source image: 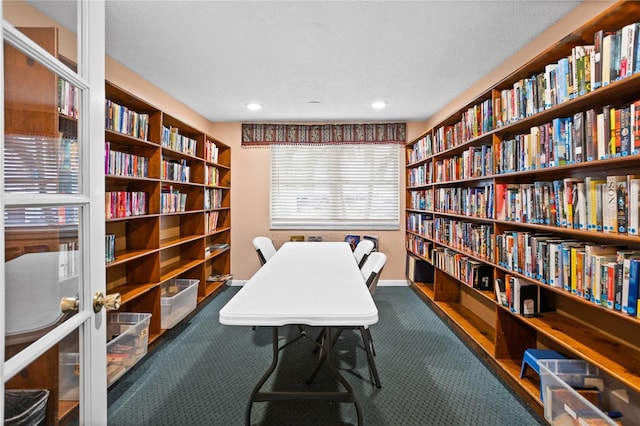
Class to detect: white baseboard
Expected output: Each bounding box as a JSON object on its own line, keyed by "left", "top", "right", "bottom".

{"left": 227, "top": 279, "right": 409, "bottom": 287}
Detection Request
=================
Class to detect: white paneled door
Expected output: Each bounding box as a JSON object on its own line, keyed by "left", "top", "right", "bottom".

{"left": 1, "top": 1, "right": 107, "bottom": 424}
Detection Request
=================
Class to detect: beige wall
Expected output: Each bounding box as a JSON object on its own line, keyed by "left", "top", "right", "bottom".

{"left": 207, "top": 122, "right": 407, "bottom": 281}
{"left": 6, "top": 0, "right": 616, "bottom": 282}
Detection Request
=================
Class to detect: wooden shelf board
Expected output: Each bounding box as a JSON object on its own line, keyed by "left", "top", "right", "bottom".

{"left": 105, "top": 129, "right": 158, "bottom": 148}
{"left": 159, "top": 234, "right": 202, "bottom": 250}
{"left": 112, "top": 282, "right": 158, "bottom": 305}
{"left": 160, "top": 259, "right": 203, "bottom": 282}
{"left": 413, "top": 282, "right": 434, "bottom": 300}
{"left": 437, "top": 301, "right": 496, "bottom": 354}
{"left": 205, "top": 226, "right": 231, "bottom": 236}
{"left": 205, "top": 247, "right": 230, "bottom": 260}
{"left": 528, "top": 311, "right": 640, "bottom": 392}
{"left": 107, "top": 247, "right": 156, "bottom": 267}
{"left": 58, "top": 400, "right": 79, "bottom": 423}
{"left": 495, "top": 357, "right": 542, "bottom": 405}
{"left": 203, "top": 280, "right": 226, "bottom": 298}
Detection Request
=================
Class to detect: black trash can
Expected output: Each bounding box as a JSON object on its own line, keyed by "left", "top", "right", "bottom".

{"left": 4, "top": 390, "right": 49, "bottom": 426}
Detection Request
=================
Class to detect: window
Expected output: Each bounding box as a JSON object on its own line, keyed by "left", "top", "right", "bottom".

{"left": 270, "top": 144, "right": 400, "bottom": 230}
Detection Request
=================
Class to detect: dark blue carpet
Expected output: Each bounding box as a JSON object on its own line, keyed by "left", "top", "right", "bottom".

{"left": 108, "top": 285, "right": 544, "bottom": 425}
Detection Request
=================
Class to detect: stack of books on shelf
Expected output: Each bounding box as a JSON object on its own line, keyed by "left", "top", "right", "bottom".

{"left": 58, "top": 78, "right": 79, "bottom": 119}
{"left": 105, "top": 191, "right": 146, "bottom": 219}
{"left": 204, "top": 165, "right": 219, "bottom": 186}
{"left": 105, "top": 142, "right": 149, "bottom": 178}
{"left": 206, "top": 273, "right": 232, "bottom": 283}
{"left": 496, "top": 230, "right": 640, "bottom": 317}
{"left": 204, "top": 140, "right": 219, "bottom": 163}
{"left": 160, "top": 185, "right": 187, "bottom": 213}
{"left": 105, "top": 234, "right": 115, "bottom": 263}
{"left": 161, "top": 125, "right": 196, "bottom": 156}
{"left": 495, "top": 22, "right": 640, "bottom": 128}
{"left": 205, "top": 211, "right": 219, "bottom": 233}
{"left": 204, "top": 243, "right": 229, "bottom": 257}
{"left": 496, "top": 102, "right": 640, "bottom": 174}
{"left": 204, "top": 188, "right": 223, "bottom": 210}
{"left": 495, "top": 174, "right": 640, "bottom": 235}
{"left": 160, "top": 157, "right": 190, "bottom": 182}
{"left": 105, "top": 99, "right": 149, "bottom": 140}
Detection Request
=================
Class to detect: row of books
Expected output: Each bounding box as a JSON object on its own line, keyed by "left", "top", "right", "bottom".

{"left": 105, "top": 142, "right": 149, "bottom": 178}
{"left": 58, "top": 78, "right": 79, "bottom": 119}
{"left": 407, "top": 162, "right": 432, "bottom": 188}
{"left": 432, "top": 247, "right": 493, "bottom": 291}
{"left": 204, "top": 188, "right": 223, "bottom": 210}
{"left": 433, "top": 99, "right": 494, "bottom": 152}
{"left": 496, "top": 232, "right": 640, "bottom": 317}
{"left": 434, "top": 145, "right": 493, "bottom": 182}
{"left": 105, "top": 233, "right": 116, "bottom": 263}
{"left": 205, "top": 243, "right": 230, "bottom": 257}
{"left": 205, "top": 211, "right": 219, "bottom": 234}
{"left": 160, "top": 158, "right": 191, "bottom": 183}
{"left": 161, "top": 125, "right": 197, "bottom": 156}
{"left": 204, "top": 164, "right": 220, "bottom": 186}
{"left": 496, "top": 23, "right": 640, "bottom": 127}
{"left": 411, "top": 98, "right": 640, "bottom": 179}
{"left": 204, "top": 140, "right": 220, "bottom": 164}
{"left": 405, "top": 234, "right": 432, "bottom": 260}
{"left": 408, "top": 189, "right": 430, "bottom": 211}
{"left": 105, "top": 99, "right": 150, "bottom": 140}
{"left": 429, "top": 218, "right": 495, "bottom": 263}
{"left": 432, "top": 185, "right": 494, "bottom": 219}
{"left": 58, "top": 241, "right": 79, "bottom": 280}
{"left": 407, "top": 134, "right": 433, "bottom": 164}
{"left": 495, "top": 275, "right": 539, "bottom": 317}
{"left": 407, "top": 212, "right": 433, "bottom": 236}
{"left": 496, "top": 103, "right": 640, "bottom": 175}
{"left": 161, "top": 185, "right": 187, "bottom": 214}
{"left": 409, "top": 21, "right": 640, "bottom": 164}
{"left": 496, "top": 174, "right": 640, "bottom": 235}
{"left": 105, "top": 191, "right": 147, "bottom": 219}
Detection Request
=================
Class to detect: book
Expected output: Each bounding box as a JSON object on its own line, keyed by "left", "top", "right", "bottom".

{"left": 344, "top": 234, "right": 360, "bottom": 251}
{"left": 627, "top": 258, "right": 640, "bottom": 316}
{"left": 616, "top": 250, "right": 640, "bottom": 312}
{"left": 508, "top": 276, "right": 536, "bottom": 315}
{"left": 585, "top": 177, "right": 606, "bottom": 231}
{"left": 494, "top": 278, "right": 508, "bottom": 307}
{"left": 629, "top": 177, "right": 640, "bottom": 235}
{"left": 604, "top": 176, "right": 625, "bottom": 232}
{"left": 592, "top": 255, "right": 615, "bottom": 305}
{"left": 616, "top": 176, "right": 628, "bottom": 234}
{"left": 620, "top": 106, "right": 631, "bottom": 156}
{"left": 584, "top": 245, "right": 619, "bottom": 303}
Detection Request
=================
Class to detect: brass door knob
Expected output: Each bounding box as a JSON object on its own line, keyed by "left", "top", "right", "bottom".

{"left": 93, "top": 291, "right": 121, "bottom": 313}
{"left": 60, "top": 296, "right": 79, "bottom": 313}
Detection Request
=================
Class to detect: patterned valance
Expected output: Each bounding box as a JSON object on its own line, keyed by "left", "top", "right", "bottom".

{"left": 241, "top": 123, "right": 406, "bottom": 147}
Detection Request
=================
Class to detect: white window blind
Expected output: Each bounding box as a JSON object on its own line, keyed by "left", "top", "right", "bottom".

{"left": 270, "top": 144, "right": 400, "bottom": 230}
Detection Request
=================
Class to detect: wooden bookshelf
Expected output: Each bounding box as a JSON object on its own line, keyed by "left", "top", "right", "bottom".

{"left": 4, "top": 25, "right": 231, "bottom": 423}
{"left": 105, "top": 81, "right": 232, "bottom": 339}
{"left": 405, "top": 0, "right": 640, "bottom": 416}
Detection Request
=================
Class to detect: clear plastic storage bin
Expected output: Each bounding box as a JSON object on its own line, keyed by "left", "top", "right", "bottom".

{"left": 58, "top": 353, "right": 79, "bottom": 401}
{"left": 539, "top": 359, "right": 640, "bottom": 426}
{"left": 160, "top": 279, "right": 198, "bottom": 329}
{"left": 106, "top": 312, "right": 151, "bottom": 386}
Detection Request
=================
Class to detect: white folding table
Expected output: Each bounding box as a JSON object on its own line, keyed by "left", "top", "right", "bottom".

{"left": 219, "top": 241, "right": 378, "bottom": 426}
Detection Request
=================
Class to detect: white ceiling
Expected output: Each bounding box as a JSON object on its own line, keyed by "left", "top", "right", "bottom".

{"left": 31, "top": 0, "right": 583, "bottom": 123}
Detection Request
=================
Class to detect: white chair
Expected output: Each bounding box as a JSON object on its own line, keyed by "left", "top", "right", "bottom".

{"left": 353, "top": 239, "right": 375, "bottom": 268}
{"left": 252, "top": 236, "right": 276, "bottom": 266}
{"left": 309, "top": 252, "right": 387, "bottom": 388}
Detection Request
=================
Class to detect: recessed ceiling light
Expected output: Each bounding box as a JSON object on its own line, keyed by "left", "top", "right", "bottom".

{"left": 246, "top": 102, "right": 262, "bottom": 111}
{"left": 371, "top": 101, "right": 387, "bottom": 110}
